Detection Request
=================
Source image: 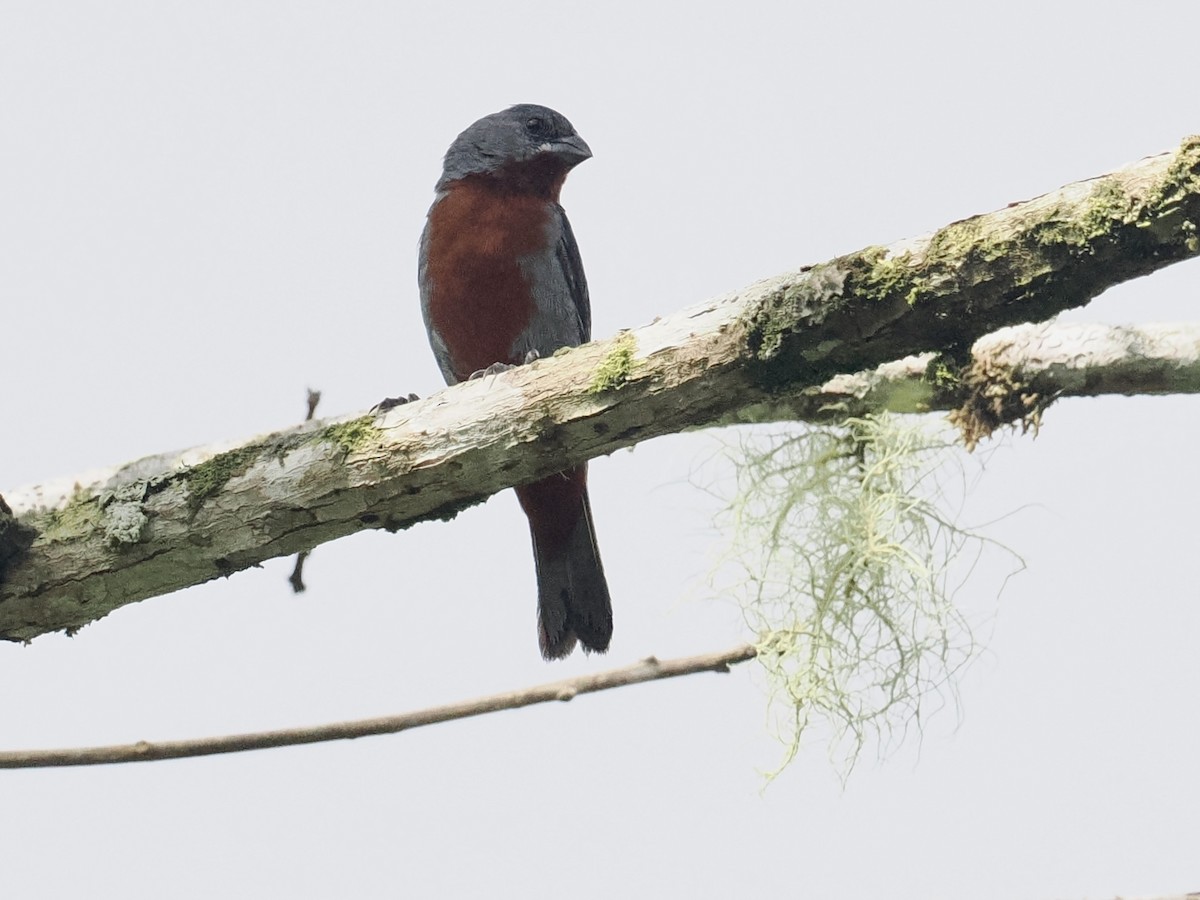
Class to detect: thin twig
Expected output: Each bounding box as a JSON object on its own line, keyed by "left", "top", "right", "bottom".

{"left": 304, "top": 388, "right": 321, "bottom": 422}
{"left": 0, "top": 643, "right": 758, "bottom": 768}
{"left": 287, "top": 550, "right": 311, "bottom": 593}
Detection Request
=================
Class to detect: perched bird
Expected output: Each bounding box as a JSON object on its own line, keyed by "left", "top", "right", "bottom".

{"left": 418, "top": 104, "right": 612, "bottom": 659}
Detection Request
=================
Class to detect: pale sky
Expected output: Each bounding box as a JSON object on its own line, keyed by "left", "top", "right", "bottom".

{"left": 2, "top": 2, "right": 1197, "bottom": 897}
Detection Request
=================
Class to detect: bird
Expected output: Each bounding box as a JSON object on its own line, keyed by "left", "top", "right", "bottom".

{"left": 418, "top": 104, "right": 613, "bottom": 660}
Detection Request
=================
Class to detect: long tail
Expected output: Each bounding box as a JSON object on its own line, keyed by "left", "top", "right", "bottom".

{"left": 515, "top": 468, "right": 613, "bottom": 660}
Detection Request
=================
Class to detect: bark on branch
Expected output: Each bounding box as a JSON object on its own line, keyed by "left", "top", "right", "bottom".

{"left": 2, "top": 136, "right": 1198, "bottom": 641}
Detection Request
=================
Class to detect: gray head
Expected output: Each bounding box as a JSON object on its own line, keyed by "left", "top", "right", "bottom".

{"left": 437, "top": 104, "right": 592, "bottom": 193}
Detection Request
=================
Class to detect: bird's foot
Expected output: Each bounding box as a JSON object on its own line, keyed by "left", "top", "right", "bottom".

{"left": 371, "top": 393, "right": 420, "bottom": 414}
{"left": 468, "top": 362, "right": 513, "bottom": 380}
{"left": 467, "top": 350, "right": 541, "bottom": 381}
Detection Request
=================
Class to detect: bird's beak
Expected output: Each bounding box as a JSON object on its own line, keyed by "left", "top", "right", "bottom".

{"left": 542, "top": 134, "right": 592, "bottom": 166}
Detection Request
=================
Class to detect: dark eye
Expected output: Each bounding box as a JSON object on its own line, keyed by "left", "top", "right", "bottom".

{"left": 525, "top": 116, "right": 546, "bottom": 136}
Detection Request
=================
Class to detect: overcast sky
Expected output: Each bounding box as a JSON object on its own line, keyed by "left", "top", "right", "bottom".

{"left": 2, "top": 2, "right": 1197, "bottom": 897}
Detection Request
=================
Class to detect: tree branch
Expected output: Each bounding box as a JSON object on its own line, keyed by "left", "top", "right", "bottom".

{"left": 2, "top": 137, "right": 1198, "bottom": 641}
{"left": 0, "top": 644, "right": 757, "bottom": 768}
{"left": 731, "top": 321, "right": 1200, "bottom": 444}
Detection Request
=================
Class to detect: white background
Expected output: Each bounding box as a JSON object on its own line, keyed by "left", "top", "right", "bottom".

{"left": 2, "top": 2, "right": 1197, "bottom": 897}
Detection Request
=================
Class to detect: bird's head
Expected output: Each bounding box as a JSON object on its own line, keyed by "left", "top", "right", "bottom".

{"left": 438, "top": 104, "right": 592, "bottom": 196}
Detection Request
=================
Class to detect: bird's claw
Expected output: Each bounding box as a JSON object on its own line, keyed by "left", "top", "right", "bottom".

{"left": 468, "top": 362, "right": 515, "bottom": 380}
{"left": 371, "top": 393, "right": 420, "bottom": 414}
{"left": 467, "top": 350, "right": 541, "bottom": 381}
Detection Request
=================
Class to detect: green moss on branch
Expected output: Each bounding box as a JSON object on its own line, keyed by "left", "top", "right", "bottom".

{"left": 589, "top": 333, "right": 638, "bottom": 393}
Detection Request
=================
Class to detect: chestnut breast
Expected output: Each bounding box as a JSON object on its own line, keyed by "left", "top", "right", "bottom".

{"left": 420, "top": 178, "right": 558, "bottom": 384}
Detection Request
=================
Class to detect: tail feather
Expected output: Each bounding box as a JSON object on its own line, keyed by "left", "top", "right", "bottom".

{"left": 532, "top": 492, "right": 612, "bottom": 660}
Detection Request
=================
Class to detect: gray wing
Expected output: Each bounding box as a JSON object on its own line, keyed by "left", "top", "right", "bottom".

{"left": 556, "top": 209, "right": 591, "bottom": 341}
{"left": 511, "top": 204, "right": 591, "bottom": 361}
